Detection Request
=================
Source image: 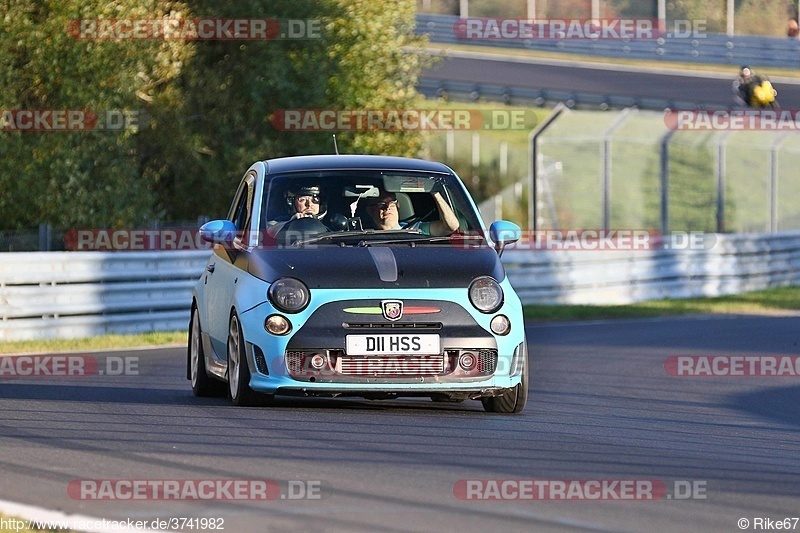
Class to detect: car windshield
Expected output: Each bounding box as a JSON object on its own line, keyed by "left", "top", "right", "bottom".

{"left": 259, "top": 170, "right": 486, "bottom": 247}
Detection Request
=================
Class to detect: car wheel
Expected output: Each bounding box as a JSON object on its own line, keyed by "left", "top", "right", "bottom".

{"left": 482, "top": 349, "right": 528, "bottom": 414}
{"left": 227, "top": 313, "right": 262, "bottom": 407}
{"left": 189, "top": 307, "right": 226, "bottom": 397}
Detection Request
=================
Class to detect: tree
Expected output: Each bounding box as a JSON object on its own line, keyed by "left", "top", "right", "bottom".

{"left": 135, "top": 0, "right": 432, "bottom": 220}
{"left": 0, "top": 0, "right": 192, "bottom": 229}
{"left": 0, "top": 0, "right": 429, "bottom": 228}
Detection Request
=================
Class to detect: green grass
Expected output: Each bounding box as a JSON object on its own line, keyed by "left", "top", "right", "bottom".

{"left": 0, "top": 331, "right": 186, "bottom": 355}
{"left": 524, "top": 286, "right": 800, "bottom": 321}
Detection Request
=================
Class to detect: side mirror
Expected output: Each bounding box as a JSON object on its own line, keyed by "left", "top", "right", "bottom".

{"left": 489, "top": 220, "right": 521, "bottom": 257}
{"left": 199, "top": 219, "right": 237, "bottom": 245}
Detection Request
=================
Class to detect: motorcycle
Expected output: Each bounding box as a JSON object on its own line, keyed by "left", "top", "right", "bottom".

{"left": 733, "top": 74, "right": 779, "bottom": 109}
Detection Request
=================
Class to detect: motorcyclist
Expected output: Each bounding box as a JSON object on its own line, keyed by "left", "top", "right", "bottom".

{"left": 733, "top": 66, "right": 778, "bottom": 108}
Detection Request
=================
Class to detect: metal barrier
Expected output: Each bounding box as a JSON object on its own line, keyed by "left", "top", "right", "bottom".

{"left": 503, "top": 231, "right": 800, "bottom": 304}
{"left": 416, "top": 14, "right": 800, "bottom": 69}
{"left": 2, "top": 235, "right": 800, "bottom": 341}
{"left": 416, "top": 77, "right": 717, "bottom": 112}
{"left": 0, "top": 251, "right": 209, "bottom": 341}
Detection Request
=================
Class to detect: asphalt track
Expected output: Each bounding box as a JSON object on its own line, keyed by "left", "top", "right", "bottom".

{"left": 421, "top": 50, "right": 800, "bottom": 109}
{"left": 1, "top": 315, "right": 799, "bottom": 532}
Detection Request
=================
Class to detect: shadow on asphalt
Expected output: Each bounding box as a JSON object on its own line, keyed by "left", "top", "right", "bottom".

{"left": 727, "top": 384, "right": 800, "bottom": 429}
{"left": 0, "top": 382, "right": 495, "bottom": 413}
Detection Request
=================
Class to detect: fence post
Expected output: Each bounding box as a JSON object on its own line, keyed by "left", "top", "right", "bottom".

{"left": 529, "top": 103, "right": 568, "bottom": 232}
{"left": 602, "top": 108, "right": 636, "bottom": 230}
{"left": 770, "top": 132, "right": 793, "bottom": 233}
{"left": 660, "top": 130, "right": 676, "bottom": 236}
{"left": 471, "top": 132, "right": 480, "bottom": 187}
{"left": 38, "top": 224, "right": 52, "bottom": 252}
{"left": 446, "top": 130, "right": 455, "bottom": 162}
{"left": 500, "top": 141, "right": 508, "bottom": 178}
{"left": 716, "top": 131, "right": 733, "bottom": 233}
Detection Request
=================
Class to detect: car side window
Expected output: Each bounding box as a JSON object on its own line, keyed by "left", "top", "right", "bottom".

{"left": 230, "top": 179, "right": 255, "bottom": 246}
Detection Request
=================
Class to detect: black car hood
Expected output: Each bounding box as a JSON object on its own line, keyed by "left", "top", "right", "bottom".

{"left": 245, "top": 245, "right": 505, "bottom": 288}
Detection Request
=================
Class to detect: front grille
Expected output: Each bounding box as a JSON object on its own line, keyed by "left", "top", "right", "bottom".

{"left": 478, "top": 349, "right": 497, "bottom": 373}
{"left": 253, "top": 345, "right": 269, "bottom": 375}
{"left": 286, "top": 351, "right": 305, "bottom": 374}
{"left": 336, "top": 355, "right": 446, "bottom": 376}
{"left": 343, "top": 322, "right": 441, "bottom": 330}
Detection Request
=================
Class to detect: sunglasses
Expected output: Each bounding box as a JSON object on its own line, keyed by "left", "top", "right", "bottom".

{"left": 295, "top": 194, "right": 320, "bottom": 204}
{"left": 368, "top": 200, "right": 398, "bottom": 210}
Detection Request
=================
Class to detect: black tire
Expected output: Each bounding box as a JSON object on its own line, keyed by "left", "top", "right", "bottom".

{"left": 227, "top": 313, "right": 264, "bottom": 407}
{"left": 482, "top": 347, "right": 528, "bottom": 414}
{"left": 189, "top": 307, "right": 227, "bottom": 397}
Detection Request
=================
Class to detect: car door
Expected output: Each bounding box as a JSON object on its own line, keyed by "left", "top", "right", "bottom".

{"left": 204, "top": 171, "right": 257, "bottom": 359}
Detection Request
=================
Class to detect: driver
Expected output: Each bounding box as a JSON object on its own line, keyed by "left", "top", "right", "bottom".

{"left": 365, "top": 188, "right": 459, "bottom": 236}
{"left": 266, "top": 185, "right": 327, "bottom": 237}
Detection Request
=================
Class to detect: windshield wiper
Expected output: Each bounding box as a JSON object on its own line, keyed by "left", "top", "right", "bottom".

{"left": 355, "top": 235, "right": 455, "bottom": 247}
{"left": 290, "top": 230, "right": 373, "bottom": 246}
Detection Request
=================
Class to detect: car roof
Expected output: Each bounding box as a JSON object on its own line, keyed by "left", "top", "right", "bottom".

{"left": 262, "top": 154, "right": 453, "bottom": 175}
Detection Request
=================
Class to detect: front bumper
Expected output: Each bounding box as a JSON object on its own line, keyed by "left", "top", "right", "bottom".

{"left": 236, "top": 286, "right": 526, "bottom": 397}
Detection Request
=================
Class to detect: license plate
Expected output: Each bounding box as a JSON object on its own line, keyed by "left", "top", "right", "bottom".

{"left": 345, "top": 334, "right": 440, "bottom": 355}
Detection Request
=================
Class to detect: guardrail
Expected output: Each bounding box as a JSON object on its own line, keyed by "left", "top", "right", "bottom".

{"left": 416, "top": 77, "right": 720, "bottom": 111}
{"left": 503, "top": 231, "right": 800, "bottom": 304}
{"left": 2, "top": 233, "right": 800, "bottom": 341}
{"left": 416, "top": 13, "right": 800, "bottom": 69}
{"left": 0, "top": 251, "right": 209, "bottom": 342}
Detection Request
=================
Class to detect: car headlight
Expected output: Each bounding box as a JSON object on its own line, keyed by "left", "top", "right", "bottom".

{"left": 469, "top": 276, "right": 503, "bottom": 313}
{"left": 490, "top": 314, "right": 511, "bottom": 335}
{"left": 268, "top": 277, "right": 310, "bottom": 313}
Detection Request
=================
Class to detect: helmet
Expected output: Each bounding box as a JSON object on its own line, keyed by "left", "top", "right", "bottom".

{"left": 741, "top": 66, "right": 752, "bottom": 76}
{"left": 285, "top": 185, "right": 326, "bottom": 219}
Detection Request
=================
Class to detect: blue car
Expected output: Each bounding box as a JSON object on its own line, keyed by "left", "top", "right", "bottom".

{"left": 188, "top": 155, "right": 528, "bottom": 413}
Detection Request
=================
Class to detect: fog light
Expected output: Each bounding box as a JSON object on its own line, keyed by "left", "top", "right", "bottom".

{"left": 310, "top": 353, "right": 326, "bottom": 370}
{"left": 490, "top": 315, "right": 511, "bottom": 335}
{"left": 459, "top": 352, "right": 477, "bottom": 370}
{"left": 265, "top": 314, "right": 291, "bottom": 335}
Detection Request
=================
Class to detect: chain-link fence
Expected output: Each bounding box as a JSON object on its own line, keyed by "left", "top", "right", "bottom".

{"left": 529, "top": 107, "right": 800, "bottom": 234}
{"left": 6, "top": 108, "right": 800, "bottom": 251}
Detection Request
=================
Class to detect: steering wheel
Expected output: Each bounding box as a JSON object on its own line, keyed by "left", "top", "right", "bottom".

{"left": 274, "top": 216, "right": 329, "bottom": 245}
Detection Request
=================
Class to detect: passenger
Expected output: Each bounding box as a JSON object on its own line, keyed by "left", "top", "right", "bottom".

{"left": 365, "top": 188, "right": 460, "bottom": 236}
